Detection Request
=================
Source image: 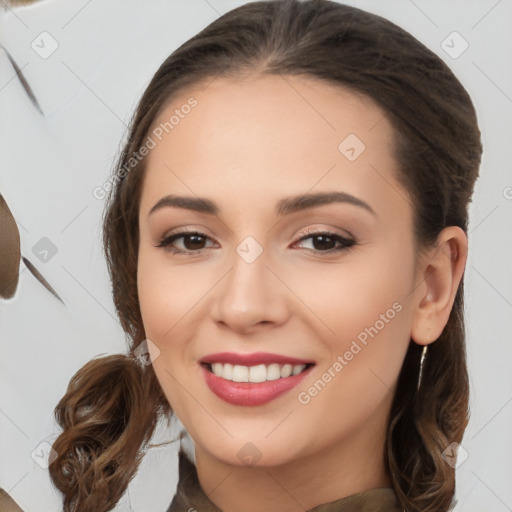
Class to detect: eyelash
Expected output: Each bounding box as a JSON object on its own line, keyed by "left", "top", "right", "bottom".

{"left": 155, "top": 229, "right": 357, "bottom": 256}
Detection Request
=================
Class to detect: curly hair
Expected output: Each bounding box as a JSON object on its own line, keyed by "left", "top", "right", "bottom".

{"left": 49, "top": 1, "right": 482, "bottom": 511}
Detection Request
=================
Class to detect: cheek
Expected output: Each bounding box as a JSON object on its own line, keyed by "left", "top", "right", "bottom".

{"left": 288, "top": 250, "right": 413, "bottom": 346}
{"left": 137, "top": 251, "right": 202, "bottom": 413}
{"left": 288, "top": 248, "right": 415, "bottom": 417}
{"left": 137, "top": 248, "right": 200, "bottom": 342}
{"left": 289, "top": 254, "right": 414, "bottom": 444}
{"left": 137, "top": 255, "right": 168, "bottom": 339}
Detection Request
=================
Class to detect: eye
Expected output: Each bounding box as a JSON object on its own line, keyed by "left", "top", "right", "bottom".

{"left": 155, "top": 229, "right": 357, "bottom": 255}
{"left": 292, "top": 231, "right": 356, "bottom": 254}
{"left": 155, "top": 231, "right": 215, "bottom": 254}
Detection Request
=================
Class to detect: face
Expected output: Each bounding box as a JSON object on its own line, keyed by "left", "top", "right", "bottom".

{"left": 137, "top": 75, "right": 419, "bottom": 468}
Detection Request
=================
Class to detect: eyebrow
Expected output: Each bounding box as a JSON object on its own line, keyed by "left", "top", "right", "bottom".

{"left": 148, "top": 191, "right": 376, "bottom": 217}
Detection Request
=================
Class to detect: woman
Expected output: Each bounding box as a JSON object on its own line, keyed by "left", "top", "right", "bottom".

{"left": 48, "top": 1, "right": 482, "bottom": 511}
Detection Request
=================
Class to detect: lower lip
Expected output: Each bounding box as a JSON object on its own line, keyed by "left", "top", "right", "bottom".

{"left": 201, "top": 364, "right": 313, "bottom": 406}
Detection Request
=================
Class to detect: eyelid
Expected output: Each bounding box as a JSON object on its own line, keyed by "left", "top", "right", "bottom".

{"left": 295, "top": 226, "right": 355, "bottom": 241}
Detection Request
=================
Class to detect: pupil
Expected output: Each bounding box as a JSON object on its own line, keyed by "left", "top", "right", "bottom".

{"left": 313, "top": 235, "right": 334, "bottom": 251}
{"left": 185, "top": 234, "right": 205, "bottom": 250}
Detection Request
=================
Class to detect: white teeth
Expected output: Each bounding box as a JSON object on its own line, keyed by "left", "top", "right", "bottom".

{"left": 292, "top": 364, "right": 305, "bottom": 375}
{"left": 249, "top": 364, "right": 267, "bottom": 383}
{"left": 212, "top": 363, "right": 223, "bottom": 377}
{"left": 222, "top": 363, "right": 233, "bottom": 380}
{"left": 232, "top": 365, "right": 249, "bottom": 382}
{"left": 209, "top": 362, "right": 308, "bottom": 382}
{"left": 280, "top": 364, "right": 293, "bottom": 378}
{"left": 267, "top": 363, "right": 281, "bottom": 381}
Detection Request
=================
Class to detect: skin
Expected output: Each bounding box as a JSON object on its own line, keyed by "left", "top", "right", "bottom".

{"left": 137, "top": 74, "right": 467, "bottom": 512}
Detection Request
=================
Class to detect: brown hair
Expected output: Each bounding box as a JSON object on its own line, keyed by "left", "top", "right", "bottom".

{"left": 49, "top": 1, "right": 482, "bottom": 511}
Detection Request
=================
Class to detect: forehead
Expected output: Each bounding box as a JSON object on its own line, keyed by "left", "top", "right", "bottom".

{"left": 140, "top": 74, "right": 404, "bottom": 219}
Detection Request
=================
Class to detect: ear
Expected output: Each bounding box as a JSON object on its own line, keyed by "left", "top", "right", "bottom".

{"left": 411, "top": 226, "right": 468, "bottom": 346}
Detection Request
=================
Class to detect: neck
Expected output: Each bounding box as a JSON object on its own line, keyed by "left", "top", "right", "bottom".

{"left": 194, "top": 395, "right": 393, "bottom": 512}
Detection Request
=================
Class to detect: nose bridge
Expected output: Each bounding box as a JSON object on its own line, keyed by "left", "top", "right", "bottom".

{"left": 213, "top": 234, "right": 288, "bottom": 331}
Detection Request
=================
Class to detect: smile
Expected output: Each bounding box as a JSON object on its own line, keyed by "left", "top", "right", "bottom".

{"left": 200, "top": 352, "right": 315, "bottom": 406}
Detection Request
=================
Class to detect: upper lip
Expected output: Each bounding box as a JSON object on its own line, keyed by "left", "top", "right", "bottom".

{"left": 200, "top": 352, "right": 315, "bottom": 366}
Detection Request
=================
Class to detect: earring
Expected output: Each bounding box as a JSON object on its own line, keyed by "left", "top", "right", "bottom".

{"left": 417, "top": 345, "right": 428, "bottom": 391}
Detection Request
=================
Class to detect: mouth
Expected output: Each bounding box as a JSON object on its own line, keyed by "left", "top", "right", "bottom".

{"left": 199, "top": 352, "right": 315, "bottom": 406}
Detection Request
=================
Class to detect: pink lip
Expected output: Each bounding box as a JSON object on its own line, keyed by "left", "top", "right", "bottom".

{"left": 200, "top": 352, "right": 313, "bottom": 366}
{"left": 200, "top": 352, "right": 315, "bottom": 406}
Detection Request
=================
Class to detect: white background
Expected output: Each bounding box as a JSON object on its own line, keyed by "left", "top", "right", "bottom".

{"left": 1, "top": 0, "right": 511, "bottom": 510}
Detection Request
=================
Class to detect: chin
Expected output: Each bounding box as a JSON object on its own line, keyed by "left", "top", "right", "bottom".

{"left": 191, "top": 428, "right": 312, "bottom": 469}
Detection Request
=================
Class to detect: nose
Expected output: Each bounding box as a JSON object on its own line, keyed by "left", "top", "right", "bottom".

{"left": 211, "top": 247, "right": 290, "bottom": 334}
